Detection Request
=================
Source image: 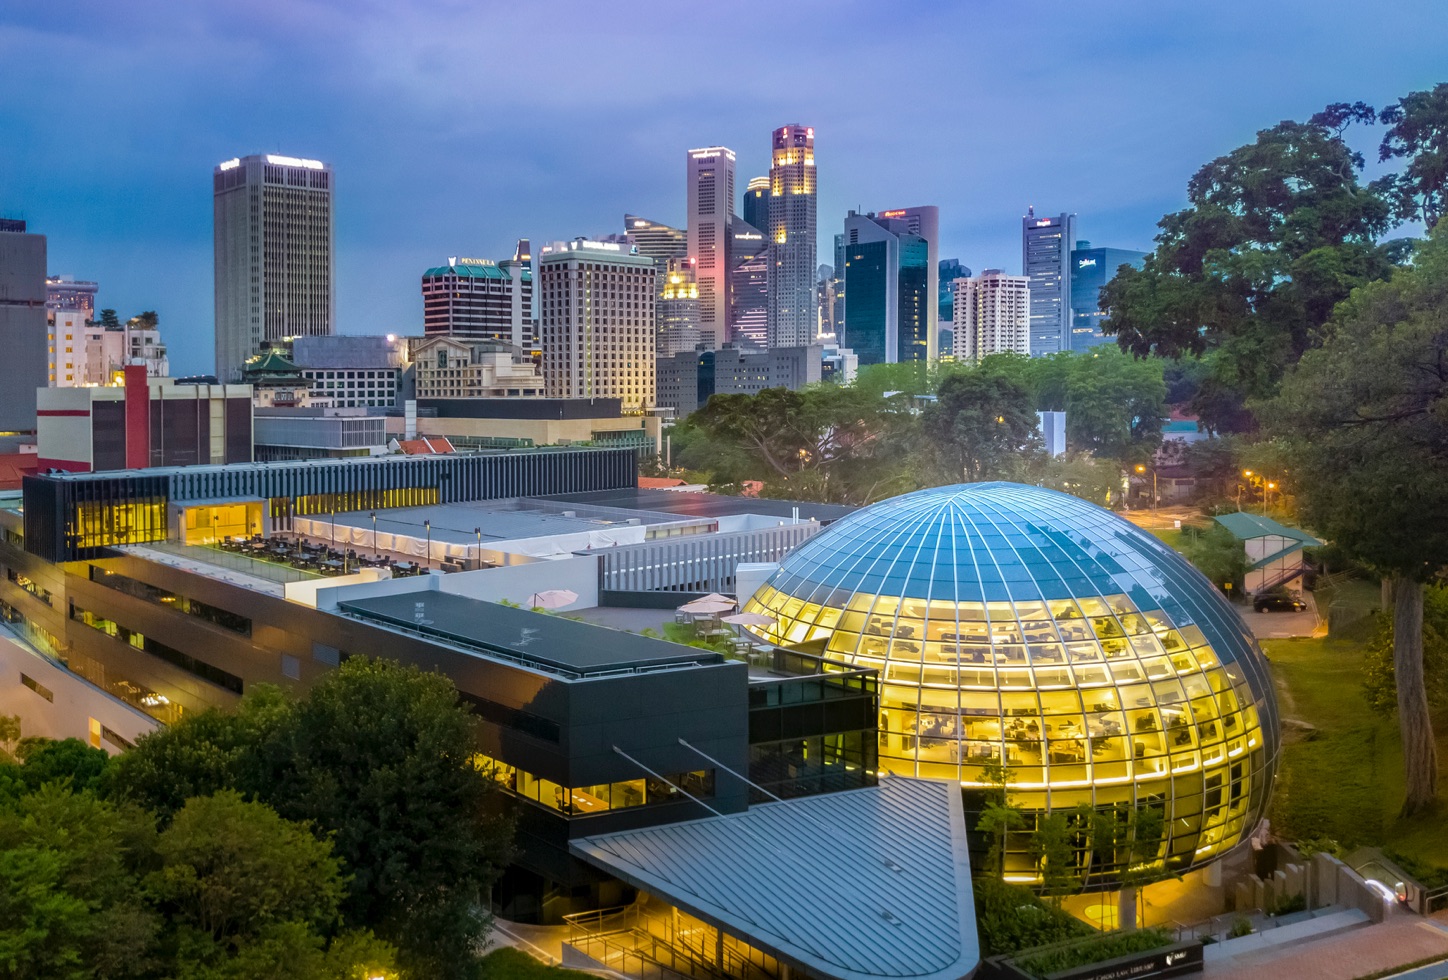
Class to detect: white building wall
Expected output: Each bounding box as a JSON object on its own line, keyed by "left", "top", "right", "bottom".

{"left": 954, "top": 271, "right": 1031, "bottom": 361}
{"left": 0, "top": 635, "right": 159, "bottom": 754}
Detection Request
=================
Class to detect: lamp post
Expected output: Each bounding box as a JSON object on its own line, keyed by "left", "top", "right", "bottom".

{"left": 1134, "top": 464, "right": 1158, "bottom": 512}
{"left": 330, "top": 507, "right": 336, "bottom": 554}
{"left": 1265, "top": 481, "right": 1276, "bottom": 515}
{"left": 370, "top": 511, "right": 378, "bottom": 558}
{"left": 424, "top": 519, "right": 432, "bottom": 570}
{"left": 474, "top": 527, "right": 482, "bottom": 570}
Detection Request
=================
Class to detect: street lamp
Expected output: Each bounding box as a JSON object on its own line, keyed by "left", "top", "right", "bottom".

{"left": 1134, "top": 464, "right": 1158, "bottom": 512}
{"left": 1265, "top": 481, "right": 1276, "bottom": 515}
{"left": 424, "top": 519, "right": 431, "bottom": 570}
{"left": 370, "top": 511, "right": 378, "bottom": 558}
{"left": 474, "top": 527, "right": 482, "bottom": 570}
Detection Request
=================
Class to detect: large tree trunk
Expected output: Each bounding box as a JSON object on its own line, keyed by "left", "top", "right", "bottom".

{"left": 1393, "top": 576, "right": 1439, "bottom": 816}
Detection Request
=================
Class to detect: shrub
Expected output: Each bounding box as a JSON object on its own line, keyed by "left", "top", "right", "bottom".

{"left": 973, "top": 877, "right": 1091, "bottom": 957}
{"left": 1012, "top": 927, "right": 1176, "bottom": 977}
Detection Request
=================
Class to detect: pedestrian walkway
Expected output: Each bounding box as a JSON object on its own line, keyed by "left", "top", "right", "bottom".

{"left": 1203, "top": 909, "right": 1448, "bottom": 980}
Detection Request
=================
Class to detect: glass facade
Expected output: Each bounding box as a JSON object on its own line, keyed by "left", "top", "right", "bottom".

{"left": 741, "top": 482, "right": 1279, "bottom": 887}
{"left": 475, "top": 754, "right": 715, "bottom": 817}
{"left": 1068, "top": 246, "right": 1147, "bottom": 352}
{"left": 898, "top": 236, "right": 929, "bottom": 363}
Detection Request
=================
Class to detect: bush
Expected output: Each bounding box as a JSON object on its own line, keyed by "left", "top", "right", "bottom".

{"left": 1384, "top": 849, "right": 1448, "bottom": 890}
{"left": 1012, "top": 927, "right": 1176, "bottom": 977}
{"left": 973, "top": 877, "right": 1091, "bottom": 957}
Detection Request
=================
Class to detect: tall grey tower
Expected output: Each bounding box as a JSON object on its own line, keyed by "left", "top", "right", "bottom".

{"left": 1021, "top": 207, "right": 1075, "bottom": 357}
{"left": 686, "top": 147, "right": 735, "bottom": 349}
{"left": 214, "top": 154, "right": 335, "bottom": 381}
{"left": 0, "top": 218, "right": 48, "bottom": 433}
{"left": 767, "top": 124, "right": 817, "bottom": 349}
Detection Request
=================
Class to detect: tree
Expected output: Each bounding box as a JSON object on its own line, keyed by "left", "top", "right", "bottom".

{"left": 1023, "top": 453, "right": 1120, "bottom": 507}
{"left": 1102, "top": 115, "right": 1397, "bottom": 433}
{"left": 0, "top": 715, "right": 18, "bottom": 766}
{"left": 1378, "top": 83, "right": 1448, "bottom": 230}
{"left": 1363, "top": 584, "right": 1448, "bottom": 714}
{"left": 1029, "top": 811, "right": 1082, "bottom": 906}
{"left": 1179, "top": 524, "right": 1248, "bottom": 596}
{"left": 13, "top": 738, "right": 111, "bottom": 794}
{"left": 1264, "top": 227, "right": 1448, "bottom": 814}
{"left": 0, "top": 785, "right": 159, "bottom": 979}
{"left": 127, "top": 311, "right": 159, "bottom": 330}
{"left": 261, "top": 659, "right": 508, "bottom": 977}
{"left": 95, "top": 309, "right": 121, "bottom": 329}
{"left": 923, "top": 367, "right": 1042, "bottom": 482}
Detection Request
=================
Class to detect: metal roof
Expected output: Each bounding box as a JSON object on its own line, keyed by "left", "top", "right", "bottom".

{"left": 337, "top": 590, "right": 724, "bottom": 677}
{"left": 571, "top": 777, "right": 979, "bottom": 980}
{"left": 1213, "top": 512, "right": 1322, "bottom": 546}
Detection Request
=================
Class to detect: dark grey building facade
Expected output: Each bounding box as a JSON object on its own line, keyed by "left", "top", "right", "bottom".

{"left": 0, "top": 219, "right": 48, "bottom": 434}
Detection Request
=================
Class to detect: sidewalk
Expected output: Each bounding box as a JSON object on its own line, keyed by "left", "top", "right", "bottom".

{"left": 1203, "top": 909, "right": 1448, "bottom": 980}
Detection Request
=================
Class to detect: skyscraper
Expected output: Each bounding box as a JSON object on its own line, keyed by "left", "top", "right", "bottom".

{"left": 0, "top": 218, "right": 48, "bottom": 432}
{"left": 538, "top": 239, "right": 656, "bottom": 411}
{"left": 841, "top": 211, "right": 930, "bottom": 366}
{"left": 213, "top": 154, "right": 335, "bottom": 381}
{"left": 624, "top": 214, "right": 687, "bottom": 264}
{"left": 656, "top": 257, "right": 701, "bottom": 356}
{"left": 875, "top": 206, "right": 939, "bottom": 358}
{"left": 1021, "top": 207, "right": 1075, "bottom": 357}
{"left": 766, "top": 124, "right": 817, "bottom": 349}
{"left": 953, "top": 270, "right": 1031, "bottom": 362}
{"left": 742, "top": 176, "right": 770, "bottom": 233}
{"left": 45, "top": 276, "right": 98, "bottom": 317}
{"left": 833, "top": 233, "right": 847, "bottom": 337}
{"left": 938, "top": 258, "right": 971, "bottom": 321}
{"left": 728, "top": 217, "right": 769, "bottom": 348}
{"left": 421, "top": 240, "right": 534, "bottom": 349}
{"left": 1068, "top": 240, "right": 1147, "bottom": 351}
{"left": 686, "top": 147, "right": 735, "bottom": 349}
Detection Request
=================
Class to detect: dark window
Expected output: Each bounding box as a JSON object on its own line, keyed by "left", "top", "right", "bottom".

{"left": 88, "top": 566, "right": 251, "bottom": 636}
{"left": 20, "top": 672, "right": 53, "bottom": 702}
{"left": 71, "top": 604, "right": 244, "bottom": 695}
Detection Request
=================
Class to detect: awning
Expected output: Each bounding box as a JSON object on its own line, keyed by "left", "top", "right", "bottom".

{"left": 571, "top": 776, "right": 979, "bottom": 980}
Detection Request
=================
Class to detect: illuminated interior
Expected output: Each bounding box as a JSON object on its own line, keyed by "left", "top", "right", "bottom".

{"left": 741, "top": 482, "right": 1280, "bottom": 887}
{"left": 183, "top": 502, "right": 262, "bottom": 544}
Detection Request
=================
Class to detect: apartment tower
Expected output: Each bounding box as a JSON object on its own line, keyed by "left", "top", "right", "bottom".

{"left": 1021, "top": 207, "right": 1075, "bottom": 357}
{"left": 953, "top": 270, "right": 1031, "bottom": 362}
{"left": 213, "top": 154, "right": 335, "bottom": 381}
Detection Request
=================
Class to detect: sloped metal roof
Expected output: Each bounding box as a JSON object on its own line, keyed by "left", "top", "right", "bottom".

{"left": 571, "top": 777, "right": 979, "bottom": 980}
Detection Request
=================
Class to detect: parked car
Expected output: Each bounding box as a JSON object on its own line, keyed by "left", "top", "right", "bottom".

{"left": 1254, "top": 592, "right": 1307, "bottom": 613}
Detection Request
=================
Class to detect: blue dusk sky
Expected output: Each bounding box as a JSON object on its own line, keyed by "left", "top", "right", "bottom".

{"left": 3, "top": 0, "right": 1445, "bottom": 375}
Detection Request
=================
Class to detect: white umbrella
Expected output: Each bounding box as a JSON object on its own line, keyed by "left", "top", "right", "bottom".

{"left": 528, "top": 589, "right": 579, "bottom": 609}
{"left": 721, "top": 612, "right": 775, "bottom": 627}
{"left": 695, "top": 592, "right": 737, "bottom": 607}
{"left": 679, "top": 598, "right": 736, "bottom": 615}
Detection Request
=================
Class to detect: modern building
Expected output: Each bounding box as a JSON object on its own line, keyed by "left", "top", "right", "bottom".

{"left": 410, "top": 336, "right": 544, "bottom": 399}
{"left": 686, "top": 147, "right": 735, "bottom": 348}
{"left": 821, "top": 344, "right": 859, "bottom": 385}
{"left": 939, "top": 258, "right": 970, "bottom": 352}
{"left": 1037, "top": 410, "right": 1066, "bottom": 457}
{"left": 815, "top": 264, "right": 837, "bottom": 342}
{"left": 1022, "top": 208, "right": 1076, "bottom": 357}
{"left": 655, "top": 258, "right": 701, "bottom": 357}
{"left": 290, "top": 334, "right": 408, "bottom": 409}
{"left": 213, "top": 154, "right": 336, "bottom": 382}
{"left": 952, "top": 270, "right": 1030, "bottom": 361}
{"left": 35, "top": 368, "right": 252, "bottom": 472}
{"left": 727, "top": 217, "right": 768, "bottom": 347}
{"left": 655, "top": 345, "right": 824, "bottom": 416}
{"left": 1068, "top": 241, "right": 1148, "bottom": 351}
{"left": 623, "top": 215, "right": 687, "bottom": 266}
{"left": 48, "top": 312, "right": 168, "bottom": 387}
{"left": 741, "top": 482, "right": 1280, "bottom": 887}
{"left": 741, "top": 176, "right": 770, "bottom": 234}
{"left": 393, "top": 398, "right": 662, "bottom": 457}
{"left": 421, "top": 244, "right": 535, "bottom": 350}
{"left": 832, "top": 233, "right": 847, "bottom": 338}
{"left": 875, "top": 206, "right": 939, "bottom": 355}
{"left": 253, "top": 407, "right": 388, "bottom": 462}
{"left": 538, "top": 239, "right": 656, "bottom": 412}
{"left": 766, "top": 124, "right": 817, "bottom": 349}
{"left": 0, "top": 218, "right": 48, "bottom": 434}
{"left": 841, "top": 211, "right": 930, "bottom": 366}
{"left": 45, "top": 276, "right": 98, "bottom": 317}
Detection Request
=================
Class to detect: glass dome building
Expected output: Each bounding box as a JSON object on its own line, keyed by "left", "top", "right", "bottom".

{"left": 741, "top": 482, "right": 1279, "bottom": 886}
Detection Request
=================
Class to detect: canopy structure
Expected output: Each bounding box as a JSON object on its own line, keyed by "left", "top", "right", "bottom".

{"left": 571, "top": 777, "right": 980, "bottom": 980}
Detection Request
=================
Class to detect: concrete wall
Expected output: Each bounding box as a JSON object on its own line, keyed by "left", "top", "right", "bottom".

{"left": 0, "top": 634, "right": 158, "bottom": 753}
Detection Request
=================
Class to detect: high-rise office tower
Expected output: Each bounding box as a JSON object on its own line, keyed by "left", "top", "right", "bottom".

{"left": 686, "top": 147, "right": 735, "bottom": 349}
{"left": 421, "top": 240, "right": 535, "bottom": 349}
{"left": 46, "top": 276, "right": 98, "bottom": 317}
{"left": 656, "top": 257, "right": 701, "bottom": 356}
{"left": 840, "top": 211, "right": 929, "bottom": 366}
{"left": 624, "top": 214, "right": 687, "bottom": 264}
{"left": 728, "top": 216, "right": 769, "bottom": 348}
{"left": 538, "top": 239, "right": 656, "bottom": 411}
{"left": 1068, "top": 240, "right": 1147, "bottom": 351}
{"left": 953, "top": 270, "right": 1031, "bottom": 362}
{"left": 938, "top": 258, "right": 971, "bottom": 321}
{"left": 874, "top": 206, "right": 939, "bottom": 357}
{"left": 1021, "top": 207, "right": 1075, "bottom": 357}
{"left": 0, "top": 218, "right": 48, "bottom": 432}
{"left": 742, "top": 176, "right": 770, "bottom": 233}
{"left": 213, "top": 154, "right": 335, "bottom": 381}
{"left": 766, "top": 124, "right": 817, "bottom": 349}
{"left": 833, "top": 233, "right": 847, "bottom": 337}
{"left": 815, "top": 264, "right": 837, "bottom": 341}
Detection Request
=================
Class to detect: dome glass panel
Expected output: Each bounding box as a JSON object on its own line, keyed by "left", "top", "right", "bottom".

{"left": 742, "top": 482, "right": 1280, "bottom": 887}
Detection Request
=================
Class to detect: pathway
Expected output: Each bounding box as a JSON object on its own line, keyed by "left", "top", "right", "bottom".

{"left": 1204, "top": 909, "right": 1448, "bottom": 980}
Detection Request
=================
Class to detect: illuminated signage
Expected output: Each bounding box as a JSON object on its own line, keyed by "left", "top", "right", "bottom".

{"left": 1077, "top": 258, "right": 1097, "bottom": 268}
{"left": 880, "top": 209, "right": 907, "bottom": 218}
{"left": 453, "top": 257, "right": 496, "bottom": 267}
{"left": 264, "top": 154, "right": 325, "bottom": 170}
{"left": 218, "top": 158, "right": 241, "bottom": 171}
{"left": 806, "top": 127, "right": 814, "bottom": 138}
{"left": 1035, "top": 219, "right": 1053, "bottom": 227}
{"left": 633, "top": 220, "right": 648, "bottom": 227}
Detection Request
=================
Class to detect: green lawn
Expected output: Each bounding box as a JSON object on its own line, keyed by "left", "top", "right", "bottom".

{"left": 476, "top": 948, "right": 594, "bottom": 980}
{"left": 1264, "top": 629, "right": 1448, "bottom": 870}
{"left": 1150, "top": 529, "right": 1184, "bottom": 550}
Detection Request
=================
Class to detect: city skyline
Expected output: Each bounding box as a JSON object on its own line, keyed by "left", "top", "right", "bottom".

{"left": 3, "top": 1, "right": 1445, "bottom": 374}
